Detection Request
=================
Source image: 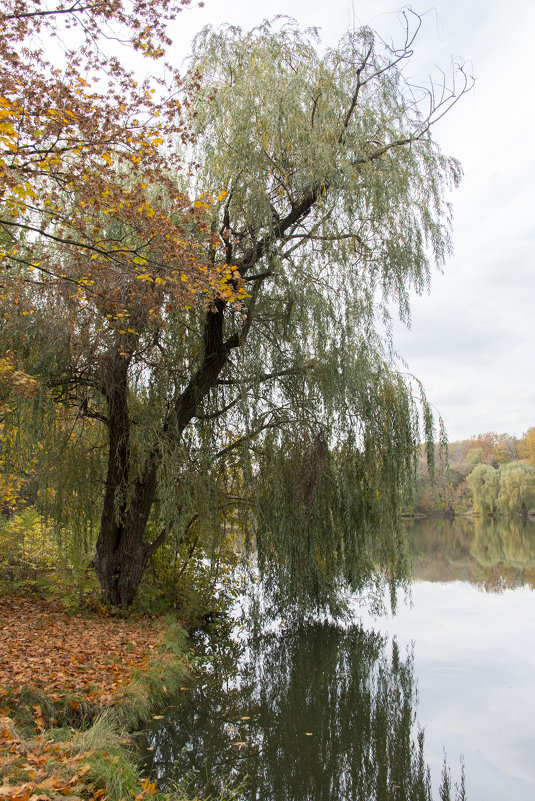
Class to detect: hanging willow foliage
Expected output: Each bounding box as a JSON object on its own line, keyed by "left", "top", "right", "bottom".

{"left": 1, "top": 13, "right": 470, "bottom": 610}
{"left": 179, "top": 15, "right": 468, "bottom": 614}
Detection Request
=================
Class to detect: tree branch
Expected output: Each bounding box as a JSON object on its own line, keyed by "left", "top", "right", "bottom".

{"left": 3, "top": 3, "right": 91, "bottom": 22}
{"left": 147, "top": 526, "right": 168, "bottom": 557}
{"left": 215, "top": 420, "right": 281, "bottom": 460}
{"left": 195, "top": 394, "right": 242, "bottom": 421}
{"left": 217, "top": 362, "right": 317, "bottom": 387}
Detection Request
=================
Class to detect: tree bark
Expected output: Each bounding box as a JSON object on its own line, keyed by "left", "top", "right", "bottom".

{"left": 94, "top": 457, "right": 161, "bottom": 606}
{"left": 95, "top": 512, "right": 154, "bottom": 606}
{"left": 93, "top": 350, "right": 141, "bottom": 605}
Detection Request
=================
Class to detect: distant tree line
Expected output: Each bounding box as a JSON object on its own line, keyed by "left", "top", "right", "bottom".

{"left": 411, "top": 429, "right": 535, "bottom": 517}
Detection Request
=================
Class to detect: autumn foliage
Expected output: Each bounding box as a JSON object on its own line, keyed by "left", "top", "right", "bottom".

{"left": 0, "top": 0, "right": 244, "bottom": 338}
{"left": 0, "top": 714, "right": 160, "bottom": 801}
{"left": 0, "top": 0, "right": 252, "bottom": 605}
{"left": 0, "top": 596, "right": 161, "bottom": 707}
{"left": 0, "top": 718, "right": 99, "bottom": 801}
{"left": 518, "top": 428, "right": 535, "bottom": 469}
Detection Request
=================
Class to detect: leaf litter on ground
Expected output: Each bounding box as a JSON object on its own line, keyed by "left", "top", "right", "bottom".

{"left": 0, "top": 596, "right": 161, "bottom": 705}
{"left": 0, "top": 595, "right": 166, "bottom": 801}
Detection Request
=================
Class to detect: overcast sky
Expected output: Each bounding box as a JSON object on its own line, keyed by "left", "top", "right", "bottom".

{"left": 166, "top": 0, "right": 534, "bottom": 441}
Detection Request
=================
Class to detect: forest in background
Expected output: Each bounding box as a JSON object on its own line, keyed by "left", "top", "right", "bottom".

{"left": 411, "top": 428, "right": 535, "bottom": 516}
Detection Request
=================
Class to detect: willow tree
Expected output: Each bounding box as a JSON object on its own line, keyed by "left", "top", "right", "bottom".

{"left": 497, "top": 462, "right": 535, "bottom": 516}
{"left": 3, "top": 14, "right": 470, "bottom": 610}
{"left": 178, "top": 16, "right": 469, "bottom": 614}
{"left": 467, "top": 464, "right": 500, "bottom": 516}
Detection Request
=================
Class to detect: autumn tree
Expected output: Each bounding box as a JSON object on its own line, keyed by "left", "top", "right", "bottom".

{"left": 3, "top": 14, "right": 471, "bottom": 611}
{"left": 518, "top": 427, "right": 535, "bottom": 468}
{"left": 0, "top": 0, "right": 221, "bottom": 414}
{"left": 0, "top": 0, "right": 220, "bottom": 306}
{"left": 463, "top": 432, "right": 518, "bottom": 467}
{"left": 0, "top": 0, "right": 239, "bottom": 599}
{"left": 496, "top": 462, "right": 535, "bottom": 517}
{"left": 412, "top": 432, "right": 521, "bottom": 515}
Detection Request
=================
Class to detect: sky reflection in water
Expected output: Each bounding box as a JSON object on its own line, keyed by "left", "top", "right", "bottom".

{"left": 357, "top": 581, "right": 535, "bottom": 801}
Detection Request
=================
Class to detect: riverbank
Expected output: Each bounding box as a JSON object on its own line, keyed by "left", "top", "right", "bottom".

{"left": 0, "top": 594, "right": 192, "bottom": 801}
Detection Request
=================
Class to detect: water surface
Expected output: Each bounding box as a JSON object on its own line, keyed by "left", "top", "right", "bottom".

{"left": 141, "top": 517, "right": 535, "bottom": 800}
{"left": 360, "top": 516, "right": 535, "bottom": 801}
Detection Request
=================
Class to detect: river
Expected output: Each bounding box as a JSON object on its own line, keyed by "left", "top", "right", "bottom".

{"left": 140, "top": 516, "right": 535, "bottom": 800}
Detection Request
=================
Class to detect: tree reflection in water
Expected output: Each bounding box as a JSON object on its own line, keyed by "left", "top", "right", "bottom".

{"left": 406, "top": 516, "right": 535, "bottom": 589}
{"left": 140, "top": 623, "right": 465, "bottom": 801}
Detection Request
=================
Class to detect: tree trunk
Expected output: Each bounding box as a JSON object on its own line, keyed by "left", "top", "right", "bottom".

{"left": 93, "top": 305, "right": 233, "bottom": 606}
{"left": 94, "top": 507, "right": 155, "bottom": 606}
{"left": 93, "top": 350, "right": 155, "bottom": 606}
{"left": 94, "top": 403, "right": 164, "bottom": 605}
